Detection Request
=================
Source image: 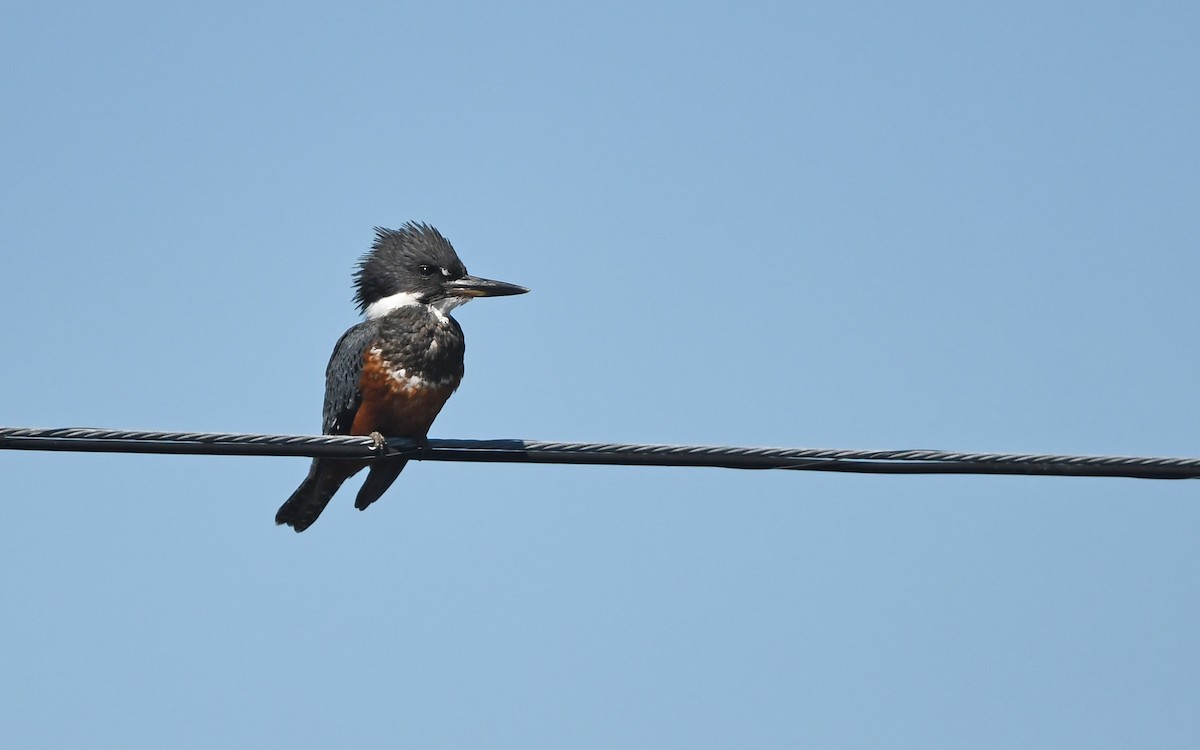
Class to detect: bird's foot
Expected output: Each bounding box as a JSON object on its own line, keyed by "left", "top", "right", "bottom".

{"left": 368, "top": 431, "right": 387, "bottom": 455}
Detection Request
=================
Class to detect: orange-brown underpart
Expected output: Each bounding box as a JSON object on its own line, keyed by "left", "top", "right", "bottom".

{"left": 350, "top": 349, "right": 458, "bottom": 437}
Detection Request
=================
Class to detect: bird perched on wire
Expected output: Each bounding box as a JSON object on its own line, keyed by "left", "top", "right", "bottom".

{"left": 276, "top": 223, "right": 528, "bottom": 532}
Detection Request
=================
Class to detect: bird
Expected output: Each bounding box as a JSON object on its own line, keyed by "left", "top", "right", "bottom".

{"left": 276, "top": 222, "right": 528, "bottom": 532}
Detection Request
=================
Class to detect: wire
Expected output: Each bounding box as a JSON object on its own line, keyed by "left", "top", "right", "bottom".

{"left": 1, "top": 426, "right": 1197, "bottom": 479}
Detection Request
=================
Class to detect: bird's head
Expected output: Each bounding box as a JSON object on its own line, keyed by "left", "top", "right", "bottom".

{"left": 354, "top": 222, "right": 528, "bottom": 318}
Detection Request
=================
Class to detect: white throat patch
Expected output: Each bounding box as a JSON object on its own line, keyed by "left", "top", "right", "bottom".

{"left": 364, "top": 291, "right": 421, "bottom": 320}
{"left": 431, "top": 295, "right": 469, "bottom": 314}
{"left": 364, "top": 291, "right": 470, "bottom": 322}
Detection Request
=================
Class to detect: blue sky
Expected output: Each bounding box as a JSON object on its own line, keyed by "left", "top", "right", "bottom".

{"left": 2, "top": 1, "right": 1198, "bottom": 747}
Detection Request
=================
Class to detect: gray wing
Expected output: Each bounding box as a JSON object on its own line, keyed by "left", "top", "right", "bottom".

{"left": 321, "top": 319, "right": 380, "bottom": 435}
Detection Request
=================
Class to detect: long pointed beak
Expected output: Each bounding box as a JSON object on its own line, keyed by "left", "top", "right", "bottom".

{"left": 445, "top": 274, "right": 530, "bottom": 298}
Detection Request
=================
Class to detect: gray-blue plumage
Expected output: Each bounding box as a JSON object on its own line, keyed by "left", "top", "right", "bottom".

{"left": 322, "top": 320, "right": 379, "bottom": 435}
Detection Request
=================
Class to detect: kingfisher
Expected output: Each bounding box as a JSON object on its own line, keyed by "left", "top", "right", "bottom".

{"left": 276, "top": 222, "right": 528, "bottom": 532}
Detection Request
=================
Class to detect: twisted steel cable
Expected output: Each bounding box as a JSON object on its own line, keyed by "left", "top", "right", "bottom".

{"left": 2, "top": 426, "right": 1198, "bottom": 479}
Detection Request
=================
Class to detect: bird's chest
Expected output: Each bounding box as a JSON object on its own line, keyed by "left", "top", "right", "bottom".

{"left": 350, "top": 312, "right": 466, "bottom": 436}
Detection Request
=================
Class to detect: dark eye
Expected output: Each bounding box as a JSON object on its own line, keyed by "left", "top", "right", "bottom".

{"left": 417, "top": 264, "right": 437, "bottom": 277}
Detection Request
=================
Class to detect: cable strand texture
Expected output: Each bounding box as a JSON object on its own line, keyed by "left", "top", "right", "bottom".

{"left": 1, "top": 426, "right": 1198, "bottom": 479}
